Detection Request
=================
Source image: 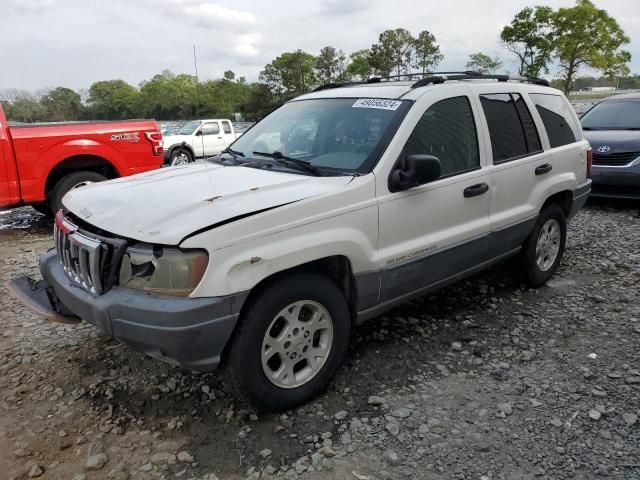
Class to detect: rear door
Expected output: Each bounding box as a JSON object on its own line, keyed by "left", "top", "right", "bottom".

{"left": 476, "top": 91, "right": 549, "bottom": 257}
{"left": 528, "top": 93, "right": 586, "bottom": 182}
{"left": 201, "top": 121, "right": 225, "bottom": 156}
{"left": 220, "top": 120, "right": 236, "bottom": 145}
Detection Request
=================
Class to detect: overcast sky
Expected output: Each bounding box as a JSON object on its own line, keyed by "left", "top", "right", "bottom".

{"left": 1, "top": 0, "right": 638, "bottom": 92}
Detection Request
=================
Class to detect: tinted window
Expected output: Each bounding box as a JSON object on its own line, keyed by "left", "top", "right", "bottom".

{"left": 404, "top": 96, "right": 479, "bottom": 177}
{"left": 480, "top": 94, "right": 529, "bottom": 162}
{"left": 530, "top": 93, "right": 578, "bottom": 147}
{"left": 201, "top": 122, "right": 220, "bottom": 135}
{"left": 580, "top": 99, "right": 640, "bottom": 130}
{"left": 222, "top": 121, "right": 232, "bottom": 134}
{"left": 513, "top": 94, "right": 542, "bottom": 152}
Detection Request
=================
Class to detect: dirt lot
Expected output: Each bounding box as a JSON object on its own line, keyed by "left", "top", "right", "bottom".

{"left": 1, "top": 202, "right": 639, "bottom": 480}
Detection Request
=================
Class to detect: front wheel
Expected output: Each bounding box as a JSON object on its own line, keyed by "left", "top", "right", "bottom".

{"left": 169, "top": 148, "right": 193, "bottom": 166}
{"left": 517, "top": 203, "right": 567, "bottom": 287}
{"left": 224, "top": 273, "right": 351, "bottom": 411}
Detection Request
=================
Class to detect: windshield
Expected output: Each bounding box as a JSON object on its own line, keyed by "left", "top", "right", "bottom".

{"left": 177, "top": 120, "right": 201, "bottom": 135}
{"left": 230, "top": 98, "right": 407, "bottom": 173}
{"left": 581, "top": 100, "right": 640, "bottom": 130}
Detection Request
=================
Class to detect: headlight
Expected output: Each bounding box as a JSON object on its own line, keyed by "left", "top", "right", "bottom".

{"left": 118, "top": 243, "right": 208, "bottom": 297}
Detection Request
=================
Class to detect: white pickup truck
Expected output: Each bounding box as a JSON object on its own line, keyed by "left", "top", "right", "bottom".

{"left": 162, "top": 119, "right": 242, "bottom": 165}
{"left": 11, "top": 72, "right": 591, "bottom": 411}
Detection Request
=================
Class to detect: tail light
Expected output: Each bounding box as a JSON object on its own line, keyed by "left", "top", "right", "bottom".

{"left": 145, "top": 131, "right": 164, "bottom": 156}
{"left": 586, "top": 147, "right": 592, "bottom": 179}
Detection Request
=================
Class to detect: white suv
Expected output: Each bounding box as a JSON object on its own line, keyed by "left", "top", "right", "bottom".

{"left": 11, "top": 73, "right": 591, "bottom": 411}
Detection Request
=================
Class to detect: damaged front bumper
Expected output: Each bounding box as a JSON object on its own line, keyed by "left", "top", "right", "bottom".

{"left": 9, "top": 249, "right": 247, "bottom": 371}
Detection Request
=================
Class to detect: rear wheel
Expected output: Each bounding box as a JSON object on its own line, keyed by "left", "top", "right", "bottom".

{"left": 516, "top": 203, "right": 566, "bottom": 287}
{"left": 224, "top": 273, "right": 351, "bottom": 411}
{"left": 51, "top": 171, "right": 107, "bottom": 214}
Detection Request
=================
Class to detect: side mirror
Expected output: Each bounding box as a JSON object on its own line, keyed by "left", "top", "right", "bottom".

{"left": 195, "top": 130, "right": 202, "bottom": 136}
{"left": 389, "top": 154, "right": 441, "bottom": 192}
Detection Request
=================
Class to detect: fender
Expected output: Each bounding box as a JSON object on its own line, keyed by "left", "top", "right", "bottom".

{"left": 532, "top": 172, "right": 578, "bottom": 211}
{"left": 21, "top": 140, "right": 126, "bottom": 203}
{"left": 166, "top": 142, "right": 195, "bottom": 157}
{"left": 186, "top": 208, "right": 379, "bottom": 298}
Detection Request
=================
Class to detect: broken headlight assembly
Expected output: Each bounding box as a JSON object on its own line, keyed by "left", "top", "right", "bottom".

{"left": 118, "top": 243, "right": 208, "bottom": 297}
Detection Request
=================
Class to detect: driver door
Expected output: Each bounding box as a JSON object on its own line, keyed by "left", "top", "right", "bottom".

{"left": 376, "top": 88, "right": 492, "bottom": 303}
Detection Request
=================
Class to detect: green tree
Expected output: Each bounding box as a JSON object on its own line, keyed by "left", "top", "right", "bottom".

{"left": 412, "top": 30, "right": 443, "bottom": 74}
{"left": 261, "top": 50, "right": 317, "bottom": 97}
{"left": 139, "top": 70, "right": 198, "bottom": 119}
{"left": 369, "top": 28, "right": 415, "bottom": 76}
{"left": 552, "top": 0, "right": 631, "bottom": 94}
{"left": 242, "top": 83, "right": 276, "bottom": 121}
{"left": 40, "top": 87, "right": 83, "bottom": 121}
{"left": 466, "top": 52, "right": 503, "bottom": 74}
{"left": 315, "top": 46, "right": 347, "bottom": 85}
{"left": 224, "top": 70, "right": 236, "bottom": 81}
{"left": 2, "top": 95, "right": 45, "bottom": 122}
{"left": 500, "top": 6, "right": 555, "bottom": 76}
{"left": 259, "top": 63, "right": 285, "bottom": 98}
{"left": 346, "top": 49, "right": 372, "bottom": 81}
{"left": 87, "top": 80, "right": 140, "bottom": 119}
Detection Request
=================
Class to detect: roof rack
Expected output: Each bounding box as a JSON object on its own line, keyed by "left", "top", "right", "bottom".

{"left": 311, "top": 71, "right": 549, "bottom": 92}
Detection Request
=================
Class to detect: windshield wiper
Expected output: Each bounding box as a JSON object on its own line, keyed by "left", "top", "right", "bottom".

{"left": 221, "top": 146, "right": 246, "bottom": 164}
{"left": 252, "top": 151, "right": 322, "bottom": 176}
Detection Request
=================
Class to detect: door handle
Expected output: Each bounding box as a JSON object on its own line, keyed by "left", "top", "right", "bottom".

{"left": 463, "top": 182, "right": 489, "bottom": 198}
{"left": 217, "top": 136, "right": 223, "bottom": 139}
{"left": 535, "top": 163, "right": 552, "bottom": 175}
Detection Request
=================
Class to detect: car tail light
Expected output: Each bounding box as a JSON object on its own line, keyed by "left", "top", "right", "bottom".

{"left": 145, "top": 131, "right": 164, "bottom": 156}
{"left": 586, "top": 147, "right": 592, "bottom": 179}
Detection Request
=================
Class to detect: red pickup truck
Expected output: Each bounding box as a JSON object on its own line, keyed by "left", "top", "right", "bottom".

{"left": 0, "top": 104, "right": 163, "bottom": 215}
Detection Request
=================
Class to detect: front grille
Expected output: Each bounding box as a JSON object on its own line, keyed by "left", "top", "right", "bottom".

{"left": 53, "top": 212, "right": 127, "bottom": 295}
{"left": 592, "top": 151, "right": 640, "bottom": 166}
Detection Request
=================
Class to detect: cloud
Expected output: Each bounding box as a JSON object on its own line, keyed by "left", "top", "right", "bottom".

{"left": 234, "top": 33, "right": 261, "bottom": 58}
{"left": 6, "top": 0, "right": 54, "bottom": 13}
{"left": 319, "top": 0, "right": 371, "bottom": 16}
{"left": 148, "top": 0, "right": 256, "bottom": 30}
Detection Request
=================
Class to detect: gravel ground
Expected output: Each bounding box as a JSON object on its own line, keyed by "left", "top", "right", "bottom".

{"left": 1, "top": 201, "right": 639, "bottom": 480}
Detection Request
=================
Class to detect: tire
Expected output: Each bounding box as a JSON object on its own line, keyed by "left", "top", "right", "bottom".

{"left": 32, "top": 203, "right": 52, "bottom": 217}
{"left": 517, "top": 203, "right": 567, "bottom": 288}
{"left": 224, "top": 272, "right": 351, "bottom": 411}
{"left": 51, "top": 171, "right": 107, "bottom": 214}
{"left": 169, "top": 147, "right": 193, "bottom": 166}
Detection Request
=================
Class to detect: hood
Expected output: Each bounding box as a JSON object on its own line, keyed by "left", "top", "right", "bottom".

{"left": 63, "top": 163, "right": 354, "bottom": 245}
{"left": 583, "top": 129, "right": 640, "bottom": 152}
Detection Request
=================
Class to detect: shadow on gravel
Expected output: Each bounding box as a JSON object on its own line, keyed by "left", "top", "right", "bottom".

{"left": 587, "top": 196, "right": 640, "bottom": 214}
{"left": 69, "top": 261, "right": 525, "bottom": 477}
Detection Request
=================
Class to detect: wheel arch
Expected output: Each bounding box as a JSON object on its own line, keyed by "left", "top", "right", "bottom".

{"left": 541, "top": 189, "right": 572, "bottom": 217}
{"left": 44, "top": 155, "right": 119, "bottom": 197}
{"left": 168, "top": 143, "right": 195, "bottom": 159}
{"left": 238, "top": 255, "right": 359, "bottom": 320}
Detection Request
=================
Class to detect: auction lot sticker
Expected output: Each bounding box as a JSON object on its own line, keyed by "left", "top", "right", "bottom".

{"left": 353, "top": 98, "right": 402, "bottom": 111}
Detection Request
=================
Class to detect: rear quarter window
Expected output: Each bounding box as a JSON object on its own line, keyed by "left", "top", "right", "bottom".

{"left": 529, "top": 93, "right": 579, "bottom": 148}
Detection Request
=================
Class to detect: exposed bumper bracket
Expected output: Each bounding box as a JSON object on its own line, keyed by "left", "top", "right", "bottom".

{"left": 7, "top": 276, "right": 80, "bottom": 324}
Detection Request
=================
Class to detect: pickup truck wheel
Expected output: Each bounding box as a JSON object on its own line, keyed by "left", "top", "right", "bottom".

{"left": 51, "top": 171, "right": 107, "bottom": 214}
{"left": 517, "top": 204, "right": 566, "bottom": 287}
{"left": 32, "top": 203, "right": 52, "bottom": 217}
{"left": 224, "top": 273, "right": 351, "bottom": 411}
{"left": 169, "top": 148, "right": 193, "bottom": 166}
